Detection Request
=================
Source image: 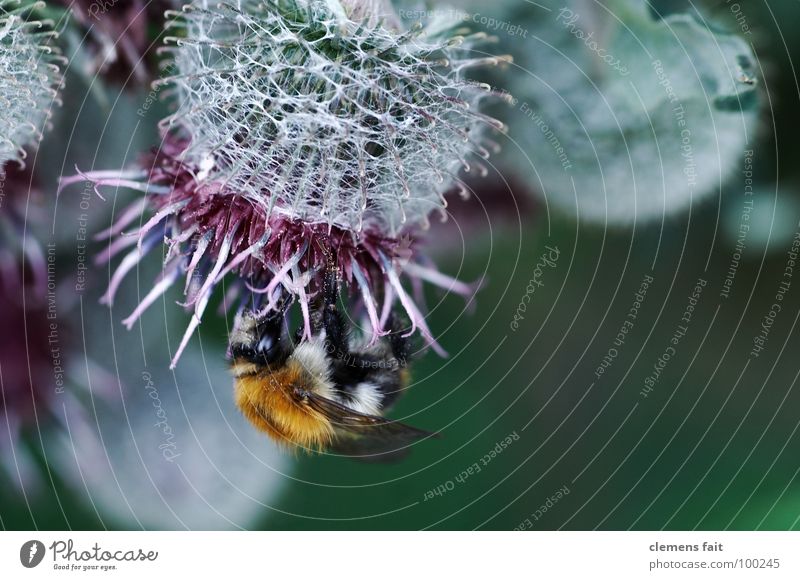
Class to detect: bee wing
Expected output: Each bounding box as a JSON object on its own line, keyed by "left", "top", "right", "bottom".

{"left": 300, "top": 390, "right": 437, "bottom": 461}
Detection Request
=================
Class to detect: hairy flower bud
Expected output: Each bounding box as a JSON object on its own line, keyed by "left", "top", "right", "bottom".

{"left": 0, "top": 0, "right": 62, "bottom": 166}
{"left": 158, "top": 0, "right": 504, "bottom": 233}
{"left": 66, "top": 0, "right": 508, "bottom": 367}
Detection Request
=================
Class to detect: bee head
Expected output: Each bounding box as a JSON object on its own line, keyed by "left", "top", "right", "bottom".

{"left": 230, "top": 307, "right": 292, "bottom": 368}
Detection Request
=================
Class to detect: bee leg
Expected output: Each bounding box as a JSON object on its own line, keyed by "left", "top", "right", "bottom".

{"left": 333, "top": 312, "right": 411, "bottom": 371}
{"left": 385, "top": 312, "right": 411, "bottom": 367}
{"left": 321, "top": 270, "right": 384, "bottom": 397}
{"left": 321, "top": 268, "right": 350, "bottom": 358}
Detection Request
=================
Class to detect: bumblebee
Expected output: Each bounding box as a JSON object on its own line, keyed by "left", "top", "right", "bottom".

{"left": 229, "top": 272, "right": 435, "bottom": 459}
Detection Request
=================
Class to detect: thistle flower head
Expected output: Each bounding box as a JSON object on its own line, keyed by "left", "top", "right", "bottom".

{"left": 0, "top": 0, "right": 62, "bottom": 166}
{"left": 158, "top": 0, "right": 503, "bottom": 233}
{"left": 68, "top": 0, "right": 506, "bottom": 367}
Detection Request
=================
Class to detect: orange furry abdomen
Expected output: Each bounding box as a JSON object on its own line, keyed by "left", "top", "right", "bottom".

{"left": 233, "top": 362, "right": 334, "bottom": 451}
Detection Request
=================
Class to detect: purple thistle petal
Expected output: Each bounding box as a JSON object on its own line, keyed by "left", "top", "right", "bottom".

{"left": 95, "top": 232, "right": 138, "bottom": 266}
{"left": 379, "top": 251, "right": 447, "bottom": 356}
{"left": 183, "top": 230, "right": 213, "bottom": 295}
{"left": 65, "top": 134, "right": 478, "bottom": 365}
{"left": 379, "top": 251, "right": 417, "bottom": 338}
{"left": 166, "top": 224, "right": 199, "bottom": 264}
{"left": 58, "top": 168, "right": 149, "bottom": 196}
{"left": 170, "top": 289, "right": 210, "bottom": 370}
{"left": 100, "top": 246, "right": 145, "bottom": 306}
{"left": 291, "top": 264, "right": 312, "bottom": 342}
{"left": 100, "top": 233, "right": 160, "bottom": 306}
{"left": 247, "top": 239, "right": 307, "bottom": 300}
{"left": 135, "top": 198, "right": 189, "bottom": 254}
{"left": 379, "top": 283, "right": 394, "bottom": 329}
{"left": 351, "top": 258, "right": 385, "bottom": 344}
{"left": 403, "top": 262, "right": 479, "bottom": 298}
{"left": 211, "top": 232, "right": 270, "bottom": 286}
{"left": 93, "top": 198, "right": 147, "bottom": 241}
{"left": 185, "top": 224, "right": 237, "bottom": 308}
{"left": 122, "top": 260, "right": 181, "bottom": 329}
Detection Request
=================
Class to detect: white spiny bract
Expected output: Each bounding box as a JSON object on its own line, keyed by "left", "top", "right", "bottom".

{"left": 0, "top": 0, "right": 61, "bottom": 166}
{"left": 158, "top": 0, "right": 504, "bottom": 234}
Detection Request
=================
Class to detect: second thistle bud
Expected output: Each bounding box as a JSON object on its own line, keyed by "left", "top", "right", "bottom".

{"left": 0, "top": 0, "right": 62, "bottom": 166}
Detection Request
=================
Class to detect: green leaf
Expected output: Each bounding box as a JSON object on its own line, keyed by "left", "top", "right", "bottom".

{"left": 502, "top": 0, "right": 760, "bottom": 222}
